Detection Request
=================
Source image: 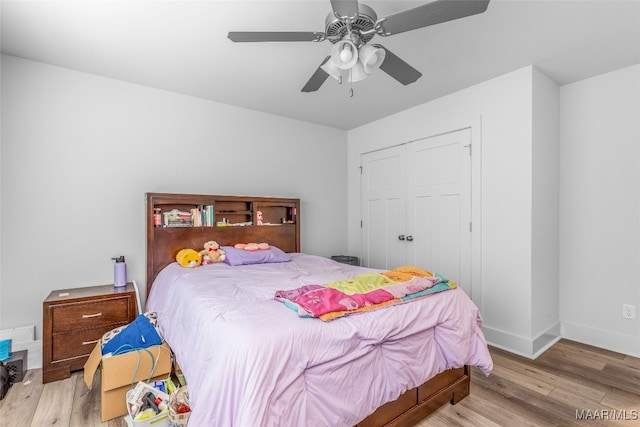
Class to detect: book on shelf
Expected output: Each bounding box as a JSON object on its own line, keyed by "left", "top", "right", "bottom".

{"left": 165, "top": 221, "right": 194, "bottom": 227}
{"left": 163, "top": 209, "right": 194, "bottom": 227}
{"left": 191, "top": 208, "right": 203, "bottom": 227}
{"left": 204, "top": 205, "right": 214, "bottom": 227}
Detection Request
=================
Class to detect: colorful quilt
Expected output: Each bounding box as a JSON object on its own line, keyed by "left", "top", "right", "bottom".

{"left": 274, "top": 265, "right": 458, "bottom": 321}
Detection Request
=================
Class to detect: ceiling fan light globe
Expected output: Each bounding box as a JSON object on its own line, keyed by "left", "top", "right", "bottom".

{"left": 359, "top": 44, "right": 386, "bottom": 74}
{"left": 320, "top": 59, "right": 343, "bottom": 81}
{"left": 330, "top": 39, "right": 358, "bottom": 70}
{"left": 348, "top": 60, "right": 369, "bottom": 83}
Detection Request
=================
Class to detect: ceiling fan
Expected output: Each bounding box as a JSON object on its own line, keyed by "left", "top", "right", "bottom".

{"left": 228, "top": 0, "right": 490, "bottom": 94}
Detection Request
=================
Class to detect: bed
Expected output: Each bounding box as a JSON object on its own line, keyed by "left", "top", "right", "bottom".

{"left": 144, "top": 193, "right": 493, "bottom": 426}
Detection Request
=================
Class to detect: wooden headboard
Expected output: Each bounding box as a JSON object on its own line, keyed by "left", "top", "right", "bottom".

{"left": 145, "top": 193, "right": 300, "bottom": 296}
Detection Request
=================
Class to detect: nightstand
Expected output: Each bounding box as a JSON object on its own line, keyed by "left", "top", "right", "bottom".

{"left": 42, "top": 283, "right": 137, "bottom": 384}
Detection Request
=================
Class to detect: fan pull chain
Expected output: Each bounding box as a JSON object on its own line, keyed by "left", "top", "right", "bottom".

{"left": 349, "top": 69, "right": 354, "bottom": 97}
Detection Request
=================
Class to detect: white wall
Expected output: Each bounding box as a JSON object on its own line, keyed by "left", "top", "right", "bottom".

{"left": 559, "top": 64, "right": 640, "bottom": 356}
{"left": 531, "top": 68, "right": 560, "bottom": 348}
{"left": 0, "top": 54, "right": 348, "bottom": 341}
{"left": 348, "top": 66, "right": 560, "bottom": 357}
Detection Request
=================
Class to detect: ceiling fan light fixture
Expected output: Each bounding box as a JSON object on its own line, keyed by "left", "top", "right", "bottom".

{"left": 320, "top": 58, "right": 343, "bottom": 82}
{"left": 359, "top": 44, "right": 386, "bottom": 73}
{"left": 330, "top": 39, "right": 358, "bottom": 70}
{"left": 348, "top": 60, "right": 369, "bottom": 83}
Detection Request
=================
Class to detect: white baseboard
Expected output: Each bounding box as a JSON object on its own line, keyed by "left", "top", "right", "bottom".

{"left": 0, "top": 325, "right": 35, "bottom": 342}
{"left": 561, "top": 321, "right": 640, "bottom": 358}
{"left": 482, "top": 323, "right": 561, "bottom": 359}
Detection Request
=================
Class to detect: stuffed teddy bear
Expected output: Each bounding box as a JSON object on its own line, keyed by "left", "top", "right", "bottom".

{"left": 176, "top": 248, "right": 202, "bottom": 268}
{"left": 200, "top": 240, "right": 226, "bottom": 264}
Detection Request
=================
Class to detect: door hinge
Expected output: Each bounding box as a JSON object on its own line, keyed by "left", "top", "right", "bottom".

{"left": 463, "top": 144, "right": 472, "bottom": 156}
{"left": 360, "top": 220, "right": 363, "bottom": 228}
{"left": 359, "top": 166, "right": 363, "bottom": 175}
{"left": 469, "top": 221, "right": 472, "bottom": 232}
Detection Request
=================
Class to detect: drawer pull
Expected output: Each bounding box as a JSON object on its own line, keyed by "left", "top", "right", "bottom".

{"left": 82, "top": 339, "right": 100, "bottom": 346}
{"left": 82, "top": 312, "right": 103, "bottom": 319}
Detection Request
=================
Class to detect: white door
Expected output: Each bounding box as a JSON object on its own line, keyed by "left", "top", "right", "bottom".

{"left": 361, "top": 128, "right": 472, "bottom": 296}
{"left": 360, "top": 144, "right": 407, "bottom": 269}
{"left": 406, "top": 129, "right": 472, "bottom": 295}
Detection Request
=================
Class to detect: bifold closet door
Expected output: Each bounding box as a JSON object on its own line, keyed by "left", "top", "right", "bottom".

{"left": 361, "top": 128, "right": 472, "bottom": 297}
{"left": 361, "top": 144, "right": 407, "bottom": 270}
{"left": 406, "top": 129, "right": 472, "bottom": 296}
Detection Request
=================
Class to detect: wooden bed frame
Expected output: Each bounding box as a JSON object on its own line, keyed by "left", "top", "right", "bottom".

{"left": 145, "top": 192, "right": 470, "bottom": 427}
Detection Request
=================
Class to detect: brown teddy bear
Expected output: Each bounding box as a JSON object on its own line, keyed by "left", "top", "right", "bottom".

{"left": 200, "top": 240, "right": 226, "bottom": 264}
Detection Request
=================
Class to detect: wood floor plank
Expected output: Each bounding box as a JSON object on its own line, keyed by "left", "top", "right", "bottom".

{"left": 71, "top": 371, "right": 103, "bottom": 427}
{"left": 558, "top": 339, "right": 628, "bottom": 361}
{"left": 555, "top": 340, "right": 640, "bottom": 373}
{"left": 536, "top": 351, "right": 640, "bottom": 396}
{"left": 538, "top": 343, "right": 608, "bottom": 371}
{"left": 624, "top": 355, "right": 640, "bottom": 370}
{"left": 450, "top": 384, "right": 544, "bottom": 427}
{"left": 601, "top": 387, "right": 640, "bottom": 412}
{"left": 548, "top": 386, "right": 631, "bottom": 427}
{"left": 601, "top": 363, "right": 640, "bottom": 390}
{"left": 427, "top": 403, "right": 501, "bottom": 427}
{"left": 30, "top": 373, "right": 76, "bottom": 426}
{"left": 0, "top": 369, "right": 43, "bottom": 427}
{"left": 472, "top": 366, "right": 591, "bottom": 425}
{"left": 489, "top": 350, "right": 607, "bottom": 402}
{"left": 489, "top": 361, "right": 556, "bottom": 396}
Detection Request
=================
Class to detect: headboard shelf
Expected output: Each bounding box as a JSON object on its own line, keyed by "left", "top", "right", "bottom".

{"left": 146, "top": 193, "right": 300, "bottom": 296}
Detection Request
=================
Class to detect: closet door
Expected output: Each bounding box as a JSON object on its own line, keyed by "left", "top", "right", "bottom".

{"left": 406, "top": 129, "right": 472, "bottom": 296}
{"left": 361, "top": 128, "right": 472, "bottom": 296}
{"left": 361, "top": 145, "right": 407, "bottom": 269}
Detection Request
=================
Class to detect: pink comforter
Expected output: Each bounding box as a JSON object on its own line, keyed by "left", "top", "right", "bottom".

{"left": 146, "top": 253, "right": 493, "bottom": 426}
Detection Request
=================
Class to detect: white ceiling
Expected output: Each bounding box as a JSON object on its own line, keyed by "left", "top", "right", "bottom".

{"left": 1, "top": 0, "right": 639, "bottom": 130}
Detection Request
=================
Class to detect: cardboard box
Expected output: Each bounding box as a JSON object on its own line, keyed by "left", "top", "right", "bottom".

{"left": 84, "top": 342, "right": 172, "bottom": 422}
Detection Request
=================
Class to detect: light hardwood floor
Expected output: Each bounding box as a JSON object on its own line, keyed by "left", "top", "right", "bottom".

{"left": 1, "top": 339, "right": 638, "bottom": 426}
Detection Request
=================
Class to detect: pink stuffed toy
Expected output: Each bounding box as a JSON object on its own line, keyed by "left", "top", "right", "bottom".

{"left": 256, "top": 210, "right": 264, "bottom": 226}
{"left": 234, "top": 242, "right": 269, "bottom": 251}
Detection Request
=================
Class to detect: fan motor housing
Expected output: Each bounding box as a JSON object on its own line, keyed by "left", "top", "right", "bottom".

{"left": 324, "top": 3, "right": 377, "bottom": 44}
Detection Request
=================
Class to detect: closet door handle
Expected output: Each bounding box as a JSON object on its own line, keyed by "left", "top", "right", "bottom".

{"left": 398, "top": 235, "right": 406, "bottom": 241}
{"left": 406, "top": 235, "right": 413, "bottom": 242}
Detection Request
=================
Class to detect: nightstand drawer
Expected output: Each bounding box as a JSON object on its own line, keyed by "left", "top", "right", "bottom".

{"left": 52, "top": 324, "right": 121, "bottom": 360}
{"left": 52, "top": 298, "right": 131, "bottom": 333}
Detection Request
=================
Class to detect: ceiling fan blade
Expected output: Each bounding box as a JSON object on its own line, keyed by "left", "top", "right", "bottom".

{"left": 379, "top": 0, "right": 490, "bottom": 36}
{"left": 228, "top": 32, "right": 324, "bottom": 42}
{"left": 330, "top": 0, "right": 359, "bottom": 19}
{"left": 302, "top": 56, "right": 331, "bottom": 92}
{"left": 377, "top": 46, "right": 422, "bottom": 85}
